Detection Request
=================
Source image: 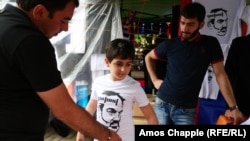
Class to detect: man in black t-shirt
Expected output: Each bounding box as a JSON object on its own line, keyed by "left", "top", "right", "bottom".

{"left": 225, "top": 34, "right": 250, "bottom": 119}
{"left": 0, "top": 0, "right": 121, "bottom": 141}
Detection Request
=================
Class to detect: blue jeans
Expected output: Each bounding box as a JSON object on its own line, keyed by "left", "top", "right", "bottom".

{"left": 154, "top": 96, "right": 196, "bottom": 125}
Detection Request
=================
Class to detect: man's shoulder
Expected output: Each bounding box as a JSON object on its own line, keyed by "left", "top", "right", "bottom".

{"left": 200, "top": 34, "right": 217, "bottom": 40}
{"left": 199, "top": 34, "right": 220, "bottom": 44}
{"left": 230, "top": 35, "right": 249, "bottom": 48}
{"left": 233, "top": 35, "right": 250, "bottom": 42}
{"left": 162, "top": 37, "right": 180, "bottom": 46}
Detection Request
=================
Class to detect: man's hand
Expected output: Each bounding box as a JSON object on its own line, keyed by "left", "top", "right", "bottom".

{"left": 108, "top": 130, "right": 122, "bottom": 141}
{"left": 225, "top": 109, "right": 245, "bottom": 125}
{"left": 152, "top": 79, "right": 163, "bottom": 90}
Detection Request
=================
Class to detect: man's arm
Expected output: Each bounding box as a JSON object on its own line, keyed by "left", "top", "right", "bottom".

{"left": 76, "top": 97, "right": 98, "bottom": 141}
{"left": 37, "top": 83, "right": 120, "bottom": 141}
{"left": 144, "top": 49, "right": 162, "bottom": 89}
{"left": 212, "top": 62, "right": 244, "bottom": 124}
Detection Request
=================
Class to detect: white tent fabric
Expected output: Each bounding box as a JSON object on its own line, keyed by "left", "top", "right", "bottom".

{"left": 50, "top": 0, "right": 123, "bottom": 97}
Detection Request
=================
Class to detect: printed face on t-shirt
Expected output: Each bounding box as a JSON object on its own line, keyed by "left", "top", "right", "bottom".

{"left": 98, "top": 91, "right": 125, "bottom": 131}
{"left": 207, "top": 8, "right": 228, "bottom": 36}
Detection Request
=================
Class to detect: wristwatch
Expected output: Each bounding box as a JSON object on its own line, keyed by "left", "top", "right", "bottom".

{"left": 229, "top": 105, "right": 238, "bottom": 111}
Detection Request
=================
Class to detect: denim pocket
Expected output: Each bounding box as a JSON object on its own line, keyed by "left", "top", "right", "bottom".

{"left": 155, "top": 96, "right": 165, "bottom": 106}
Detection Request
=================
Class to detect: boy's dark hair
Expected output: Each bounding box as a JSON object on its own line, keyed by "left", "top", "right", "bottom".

{"left": 105, "top": 38, "right": 135, "bottom": 62}
{"left": 16, "top": 0, "right": 79, "bottom": 18}
{"left": 180, "top": 2, "right": 206, "bottom": 22}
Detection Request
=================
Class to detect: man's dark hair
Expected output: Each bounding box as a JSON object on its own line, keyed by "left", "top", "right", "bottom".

{"left": 105, "top": 39, "right": 135, "bottom": 62}
{"left": 180, "top": 2, "right": 206, "bottom": 22}
{"left": 16, "top": 0, "right": 79, "bottom": 18}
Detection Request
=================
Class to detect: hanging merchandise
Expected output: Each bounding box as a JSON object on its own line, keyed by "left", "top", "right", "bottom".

{"left": 150, "top": 22, "right": 154, "bottom": 34}
{"left": 241, "top": 5, "right": 250, "bottom": 36}
{"left": 140, "top": 22, "right": 145, "bottom": 34}
{"left": 166, "top": 22, "right": 172, "bottom": 39}
{"left": 122, "top": 10, "right": 137, "bottom": 38}
{"left": 129, "top": 22, "right": 137, "bottom": 47}
{"left": 50, "top": 0, "right": 123, "bottom": 94}
{"left": 158, "top": 22, "right": 168, "bottom": 35}
{"left": 193, "top": 0, "right": 246, "bottom": 100}
{"left": 193, "top": 0, "right": 246, "bottom": 45}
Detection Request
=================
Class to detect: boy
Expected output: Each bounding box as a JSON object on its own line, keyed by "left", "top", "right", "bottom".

{"left": 76, "top": 38, "right": 158, "bottom": 141}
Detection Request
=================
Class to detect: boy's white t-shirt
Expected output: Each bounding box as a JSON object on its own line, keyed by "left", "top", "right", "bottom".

{"left": 91, "top": 74, "right": 149, "bottom": 141}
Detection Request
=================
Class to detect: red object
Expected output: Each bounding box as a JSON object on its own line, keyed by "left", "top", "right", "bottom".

{"left": 137, "top": 79, "right": 145, "bottom": 87}
{"left": 122, "top": 10, "right": 137, "bottom": 36}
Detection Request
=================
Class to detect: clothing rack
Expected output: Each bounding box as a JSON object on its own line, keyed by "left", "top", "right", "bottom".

{"left": 121, "top": 8, "right": 160, "bottom": 18}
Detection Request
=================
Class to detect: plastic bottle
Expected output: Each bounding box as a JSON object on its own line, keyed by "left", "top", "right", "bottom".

{"left": 74, "top": 80, "right": 89, "bottom": 108}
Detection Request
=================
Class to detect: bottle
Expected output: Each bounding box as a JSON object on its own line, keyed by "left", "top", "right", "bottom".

{"left": 141, "top": 22, "right": 145, "bottom": 34}
{"left": 150, "top": 22, "right": 154, "bottom": 35}
{"left": 74, "top": 80, "right": 89, "bottom": 108}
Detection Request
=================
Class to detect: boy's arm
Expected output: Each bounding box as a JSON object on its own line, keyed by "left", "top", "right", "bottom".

{"left": 85, "top": 99, "right": 98, "bottom": 115}
{"left": 140, "top": 103, "right": 158, "bottom": 124}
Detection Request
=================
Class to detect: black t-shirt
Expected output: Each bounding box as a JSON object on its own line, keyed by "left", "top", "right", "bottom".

{"left": 225, "top": 35, "right": 250, "bottom": 116}
{"left": 0, "top": 4, "right": 62, "bottom": 140}
{"left": 155, "top": 35, "right": 224, "bottom": 108}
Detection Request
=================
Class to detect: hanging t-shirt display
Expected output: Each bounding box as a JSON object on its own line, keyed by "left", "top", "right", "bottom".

{"left": 193, "top": 0, "right": 245, "bottom": 45}
{"left": 241, "top": 5, "right": 250, "bottom": 35}
{"left": 193, "top": 0, "right": 246, "bottom": 99}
